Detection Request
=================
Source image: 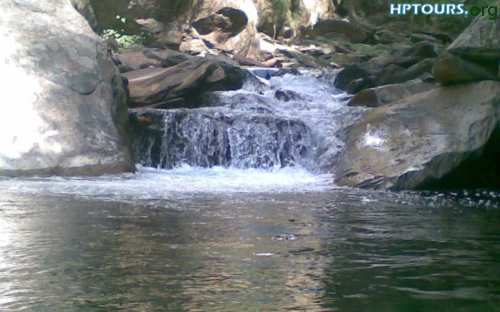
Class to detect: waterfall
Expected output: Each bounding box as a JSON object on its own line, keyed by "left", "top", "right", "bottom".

{"left": 131, "top": 69, "right": 365, "bottom": 172}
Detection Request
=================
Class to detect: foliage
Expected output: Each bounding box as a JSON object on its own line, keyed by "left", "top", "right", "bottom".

{"left": 102, "top": 29, "right": 145, "bottom": 49}
{"left": 100, "top": 15, "right": 147, "bottom": 49}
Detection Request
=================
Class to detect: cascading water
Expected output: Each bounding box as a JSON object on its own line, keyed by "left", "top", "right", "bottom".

{"left": 131, "top": 69, "right": 365, "bottom": 173}
{"left": 131, "top": 108, "right": 313, "bottom": 170}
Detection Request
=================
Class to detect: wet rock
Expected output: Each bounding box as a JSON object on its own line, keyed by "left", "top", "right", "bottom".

{"left": 0, "top": 0, "right": 133, "bottom": 176}
{"left": 275, "top": 90, "right": 303, "bottom": 102}
{"left": 276, "top": 48, "right": 328, "bottom": 68}
{"left": 348, "top": 80, "right": 437, "bottom": 107}
{"left": 433, "top": 52, "right": 498, "bottom": 85}
{"left": 378, "top": 58, "right": 435, "bottom": 85}
{"left": 431, "top": 15, "right": 500, "bottom": 85}
{"left": 250, "top": 68, "right": 299, "bottom": 80}
{"left": 334, "top": 81, "right": 500, "bottom": 190}
{"left": 334, "top": 65, "right": 370, "bottom": 93}
{"left": 345, "top": 78, "right": 372, "bottom": 94}
{"left": 334, "top": 39, "right": 442, "bottom": 93}
{"left": 123, "top": 58, "right": 248, "bottom": 107}
{"left": 129, "top": 108, "right": 314, "bottom": 169}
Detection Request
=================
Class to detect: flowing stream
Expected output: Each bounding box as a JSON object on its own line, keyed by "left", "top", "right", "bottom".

{"left": 0, "top": 70, "right": 499, "bottom": 311}
{"left": 132, "top": 69, "right": 364, "bottom": 171}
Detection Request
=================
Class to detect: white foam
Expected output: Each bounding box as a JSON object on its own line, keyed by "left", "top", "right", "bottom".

{"left": 0, "top": 165, "right": 334, "bottom": 201}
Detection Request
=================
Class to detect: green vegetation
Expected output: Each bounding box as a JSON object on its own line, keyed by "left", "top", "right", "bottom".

{"left": 100, "top": 15, "right": 148, "bottom": 49}
{"left": 102, "top": 29, "right": 145, "bottom": 49}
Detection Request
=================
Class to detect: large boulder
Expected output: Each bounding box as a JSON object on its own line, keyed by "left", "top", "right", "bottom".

{"left": 0, "top": 0, "right": 133, "bottom": 176}
{"left": 334, "top": 81, "right": 500, "bottom": 190}
{"left": 432, "top": 15, "right": 500, "bottom": 85}
{"left": 334, "top": 41, "right": 441, "bottom": 93}
{"left": 447, "top": 16, "right": 500, "bottom": 62}
{"left": 190, "top": 6, "right": 260, "bottom": 57}
{"left": 123, "top": 57, "right": 248, "bottom": 107}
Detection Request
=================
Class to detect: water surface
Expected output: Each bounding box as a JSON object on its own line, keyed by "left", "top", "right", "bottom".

{"left": 0, "top": 167, "right": 499, "bottom": 311}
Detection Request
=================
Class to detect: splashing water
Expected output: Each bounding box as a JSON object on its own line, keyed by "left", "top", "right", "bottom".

{"left": 133, "top": 69, "right": 365, "bottom": 173}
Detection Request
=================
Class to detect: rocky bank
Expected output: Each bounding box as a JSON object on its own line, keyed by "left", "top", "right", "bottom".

{"left": 1, "top": 0, "right": 499, "bottom": 190}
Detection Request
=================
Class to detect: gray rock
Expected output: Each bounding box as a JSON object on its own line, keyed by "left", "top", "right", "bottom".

{"left": 335, "top": 41, "right": 441, "bottom": 93}
{"left": 334, "top": 65, "right": 370, "bottom": 93}
{"left": 0, "top": 0, "right": 133, "bottom": 176}
{"left": 334, "top": 81, "right": 500, "bottom": 190}
{"left": 348, "top": 79, "right": 437, "bottom": 107}
{"left": 433, "top": 52, "right": 498, "bottom": 85}
{"left": 448, "top": 16, "right": 500, "bottom": 62}
{"left": 378, "top": 58, "right": 435, "bottom": 86}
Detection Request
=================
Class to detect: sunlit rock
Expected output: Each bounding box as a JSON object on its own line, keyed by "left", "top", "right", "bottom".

{"left": 335, "top": 81, "right": 500, "bottom": 190}
{"left": 0, "top": 0, "right": 133, "bottom": 176}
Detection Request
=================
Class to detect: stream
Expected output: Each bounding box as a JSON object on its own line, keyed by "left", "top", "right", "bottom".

{"left": 0, "top": 70, "right": 499, "bottom": 311}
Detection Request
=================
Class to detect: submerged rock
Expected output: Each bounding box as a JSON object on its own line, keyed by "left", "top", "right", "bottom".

{"left": 334, "top": 81, "right": 500, "bottom": 190}
{"left": 129, "top": 108, "right": 314, "bottom": 169}
{"left": 275, "top": 89, "right": 303, "bottom": 102}
{"left": 0, "top": 0, "right": 133, "bottom": 176}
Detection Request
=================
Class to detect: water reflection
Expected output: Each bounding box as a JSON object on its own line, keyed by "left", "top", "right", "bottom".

{"left": 0, "top": 190, "right": 499, "bottom": 311}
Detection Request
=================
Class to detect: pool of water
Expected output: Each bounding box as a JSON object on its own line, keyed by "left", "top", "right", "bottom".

{"left": 0, "top": 168, "right": 499, "bottom": 311}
